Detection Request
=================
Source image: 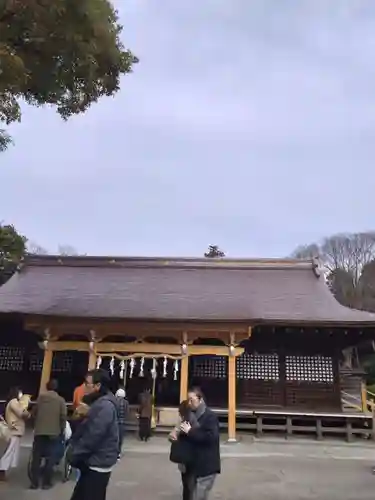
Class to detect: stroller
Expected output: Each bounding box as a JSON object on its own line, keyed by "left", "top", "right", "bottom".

{"left": 27, "top": 421, "right": 73, "bottom": 483}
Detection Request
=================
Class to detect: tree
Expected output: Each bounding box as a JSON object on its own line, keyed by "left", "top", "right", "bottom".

{"left": 0, "top": 0, "right": 138, "bottom": 150}
{"left": 204, "top": 245, "right": 225, "bottom": 258}
{"left": 27, "top": 241, "right": 48, "bottom": 255}
{"left": 0, "top": 223, "right": 27, "bottom": 285}
{"left": 290, "top": 232, "right": 375, "bottom": 310}
{"left": 58, "top": 244, "right": 78, "bottom": 256}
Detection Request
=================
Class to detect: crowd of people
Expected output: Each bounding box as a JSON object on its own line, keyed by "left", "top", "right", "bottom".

{"left": 0, "top": 370, "right": 221, "bottom": 500}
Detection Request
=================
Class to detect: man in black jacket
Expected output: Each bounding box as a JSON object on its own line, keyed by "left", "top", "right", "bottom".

{"left": 68, "top": 369, "right": 119, "bottom": 500}
{"left": 180, "top": 387, "right": 221, "bottom": 500}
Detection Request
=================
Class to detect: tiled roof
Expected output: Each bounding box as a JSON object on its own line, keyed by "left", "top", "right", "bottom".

{"left": 0, "top": 255, "right": 374, "bottom": 324}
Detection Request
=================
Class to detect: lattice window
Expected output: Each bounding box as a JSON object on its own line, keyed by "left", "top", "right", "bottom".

{"left": 52, "top": 352, "right": 73, "bottom": 372}
{"left": 29, "top": 351, "right": 44, "bottom": 372}
{"left": 285, "top": 355, "right": 333, "bottom": 383}
{"left": 0, "top": 347, "right": 24, "bottom": 371}
{"left": 192, "top": 356, "right": 227, "bottom": 379}
{"left": 237, "top": 353, "right": 279, "bottom": 381}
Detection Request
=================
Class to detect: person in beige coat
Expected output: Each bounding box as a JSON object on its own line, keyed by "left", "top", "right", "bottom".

{"left": 0, "top": 387, "right": 30, "bottom": 482}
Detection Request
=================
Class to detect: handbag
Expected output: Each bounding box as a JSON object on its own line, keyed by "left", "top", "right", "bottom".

{"left": 0, "top": 415, "right": 11, "bottom": 445}
{"left": 169, "top": 437, "right": 193, "bottom": 466}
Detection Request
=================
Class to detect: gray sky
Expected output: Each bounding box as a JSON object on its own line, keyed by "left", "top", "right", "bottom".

{"left": 1, "top": 1, "right": 375, "bottom": 257}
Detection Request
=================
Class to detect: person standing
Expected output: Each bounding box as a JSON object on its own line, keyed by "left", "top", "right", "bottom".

{"left": 115, "top": 388, "right": 128, "bottom": 457}
{"left": 180, "top": 387, "right": 221, "bottom": 500}
{"left": 73, "top": 380, "right": 86, "bottom": 410}
{"left": 0, "top": 387, "right": 30, "bottom": 482}
{"left": 30, "top": 379, "right": 67, "bottom": 490}
{"left": 169, "top": 400, "right": 196, "bottom": 500}
{"left": 137, "top": 387, "right": 152, "bottom": 442}
{"left": 68, "top": 369, "right": 119, "bottom": 500}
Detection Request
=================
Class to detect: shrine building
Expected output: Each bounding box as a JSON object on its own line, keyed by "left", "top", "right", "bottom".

{"left": 1, "top": 255, "right": 375, "bottom": 441}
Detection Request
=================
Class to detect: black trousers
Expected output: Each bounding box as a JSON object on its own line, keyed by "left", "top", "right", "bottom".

{"left": 138, "top": 417, "right": 151, "bottom": 441}
{"left": 70, "top": 468, "right": 111, "bottom": 500}
{"left": 30, "top": 435, "right": 59, "bottom": 487}
{"left": 181, "top": 470, "right": 196, "bottom": 500}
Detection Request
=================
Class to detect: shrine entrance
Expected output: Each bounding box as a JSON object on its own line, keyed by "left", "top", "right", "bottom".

{"left": 95, "top": 352, "right": 181, "bottom": 407}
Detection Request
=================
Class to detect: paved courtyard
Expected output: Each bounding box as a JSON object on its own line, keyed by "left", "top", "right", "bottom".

{"left": 2, "top": 437, "right": 375, "bottom": 499}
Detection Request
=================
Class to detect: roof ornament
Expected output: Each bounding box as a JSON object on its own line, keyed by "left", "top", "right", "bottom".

{"left": 312, "top": 256, "right": 325, "bottom": 278}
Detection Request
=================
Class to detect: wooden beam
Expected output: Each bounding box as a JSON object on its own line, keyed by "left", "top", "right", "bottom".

{"left": 38, "top": 341, "right": 90, "bottom": 352}
{"left": 188, "top": 345, "right": 244, "bottom": 357}
{"left": 180, "top": 355, "right": 189, "bottom": 402}
{"left": 227, "top": 354, "right": 237, "bottom": 442}
{"left": 39, "top": 349, "right": 53, "bottom": 395}
{"left": 42, "top": 340, "right": 244, "bottom": 357}
{"left": 25, "top": 316, "right": 250, "bottom": 335}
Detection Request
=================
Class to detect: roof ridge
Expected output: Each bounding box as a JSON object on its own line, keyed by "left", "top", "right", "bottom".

{"left": 23, "top": 255, "right": 315, "bottom": 271}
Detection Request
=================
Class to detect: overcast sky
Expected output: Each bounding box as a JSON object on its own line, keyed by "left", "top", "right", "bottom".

{"left": 1, "top": 1, "right": 375, "bottom": 257}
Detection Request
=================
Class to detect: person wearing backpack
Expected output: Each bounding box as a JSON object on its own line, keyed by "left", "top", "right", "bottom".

{"left": 67, "top": 369, "right": 120, "bottom": 500}
{"left": 0, "top": 387, "right": 30, "bottom": 482}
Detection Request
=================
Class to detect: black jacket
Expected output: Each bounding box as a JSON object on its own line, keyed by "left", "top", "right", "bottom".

{"left": 69, "top": 392, "right": 119, "bottom": 469}
{"left": 186, "top": 408, "right": 221, "bottom": 478}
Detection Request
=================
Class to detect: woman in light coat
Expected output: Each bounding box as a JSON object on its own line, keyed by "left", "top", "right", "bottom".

{"left": 0, "top": 387, "right": 30, "bottom": 481}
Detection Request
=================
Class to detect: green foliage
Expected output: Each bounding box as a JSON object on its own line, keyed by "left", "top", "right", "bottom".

{"left": 0, "top": 0, "right": 138, "bottom": 150}
{"left": 0, "top": 129, "right": 12, "bottom": 151}
{"left": 204, "top": 245, "right": 225, "bottom": 258}
{"left": 0, "top": 223, "right": 27, "bottom": 285}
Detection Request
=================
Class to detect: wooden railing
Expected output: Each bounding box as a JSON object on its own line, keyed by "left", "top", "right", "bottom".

{"left": 341, "top": 386, "right": 375, "bottom": 414}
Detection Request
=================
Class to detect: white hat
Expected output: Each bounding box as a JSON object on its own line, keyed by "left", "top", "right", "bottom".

{"left": 115, "top": 388, "right": 126, "bottom": 398}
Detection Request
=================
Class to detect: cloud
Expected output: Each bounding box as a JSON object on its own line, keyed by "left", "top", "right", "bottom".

{"left": 1, "top": 1, "right": 375, "bottom": 257}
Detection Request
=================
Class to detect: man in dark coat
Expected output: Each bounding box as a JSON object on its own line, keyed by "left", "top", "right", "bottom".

{"left": 68, "top": 369, "right": 119, "bottom": 500}
{"left": 180, "top": 387, "right": 221, "bottom": 500}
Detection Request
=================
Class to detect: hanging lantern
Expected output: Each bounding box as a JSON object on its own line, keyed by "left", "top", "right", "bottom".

{"left": 162, "top": 356, "right": 168, "bottom": 377}
{"left": 173, "top": 359, "right": 179, "bottom": 381}
{"left": 119, "top": 360, "right": 125, "bottom": 380}
{"left": 151, "top": 358, "right": 157, "bottom": 379}
{"left": 109, "top": 356, "right": 115, "bottom": 376}
{"left": 139, "top": 357, "right": 145, "bottom": 377}
{"left": 96, "top": 356, "right": 102, "bottom": 369}
{"left": 129, "top": 358, "right": 135, "bottom": 378}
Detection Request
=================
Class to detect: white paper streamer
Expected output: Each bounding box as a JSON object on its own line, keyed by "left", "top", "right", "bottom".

{"left": 129, "top": 358, "right": 135, "bottom": 378}
{"left": 163, "top": 356, "right": 168, "bottom": 377}
{"left": 139, "top": 357, "right": 145, "bottom": 377}
{"left": 96, "top": 356, "right": 102, "bottom": 369}
{"left": 119, "top": 360, "right": 125, "bottom": 380}
{"left": 151, "top": 358, "right": 157, "bottom": 379}
{"left": 173, "top": 359, "right": 179, "bottom": 381}
{"left": 109, "top": 356, "right": 115, "bottom": 376}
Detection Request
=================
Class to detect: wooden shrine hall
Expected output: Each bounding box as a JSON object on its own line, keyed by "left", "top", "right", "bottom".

{"left": 1, "top": 255, "right": 375, "bottom": 441}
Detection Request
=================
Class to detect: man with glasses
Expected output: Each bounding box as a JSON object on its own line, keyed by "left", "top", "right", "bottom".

{"left": 179, "top": 387, "right": 221, "bottom": 500}
{"left": 68, "top": 369, "right": 119, "bottom": 500}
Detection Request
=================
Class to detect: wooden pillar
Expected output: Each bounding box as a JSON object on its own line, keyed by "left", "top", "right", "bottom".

{"left": 88, "top": 332, "right": 97, "bottom": 371}
{"left": 361, "top": 382, "right": 368, "bottom": 413}
{"left": 227, "top": 353, "right": 237, "bottom": 442}
{"left": 39, "top": 348, "right": 53, "bottom": 394}
{"left": 180, "top": 355, "right": 189, "bottom": 402}
{"left": 88, "top": 351, "right": 97, "bottom": 370}
{"left": 179, "top": 332, "right": 189, "bottom": 402}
